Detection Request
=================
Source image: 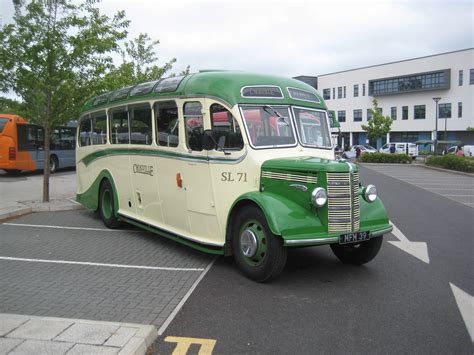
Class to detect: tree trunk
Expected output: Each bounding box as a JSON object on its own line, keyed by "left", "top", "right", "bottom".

{"left": 43, "top": 125, "right": 50, "bottom": 202}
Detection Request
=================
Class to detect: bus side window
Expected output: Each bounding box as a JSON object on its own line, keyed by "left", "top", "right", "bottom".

{"left": 51, "top": 128, "right": 60, "bottom": 150}
{"left": 184, "top": 102, "right": 203, "bottom": 152}
{"left": 210, "top": 104, "right": 243, "bottom": 150}
{"left": 155, "top": 100, "right": 179, "bottom": 148}
{"left": 79, "top": 117, "right": 92, "bottom": 146}
{"left": 59, "top": 127, "right": 76, "bottom": 150}
{"left": 92, "top": 111, "right": 107, "bottom": 145}
{"left": 130, "top": 104, "right": 152, "bottom": 145}
{"left": 110, "top": 108, "right": 129, "bottom": 144}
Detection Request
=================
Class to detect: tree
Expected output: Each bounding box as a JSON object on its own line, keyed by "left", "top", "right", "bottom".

{"left": 0, "top": 0, "right": 129, "bottom": 202}
{"left": 361, "top": 99, "right": 393, "bottom": 145}
{"left": 98, "top": 33, "right": 184, "bottom": 91}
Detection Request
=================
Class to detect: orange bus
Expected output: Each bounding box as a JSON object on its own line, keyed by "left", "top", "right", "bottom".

{"left": 0, "top": 114, "right": 76, "bottom": 175}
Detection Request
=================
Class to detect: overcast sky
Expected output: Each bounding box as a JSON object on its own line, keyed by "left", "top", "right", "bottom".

{"left": 1, "top": 0, "right": 473, "bottom": 78}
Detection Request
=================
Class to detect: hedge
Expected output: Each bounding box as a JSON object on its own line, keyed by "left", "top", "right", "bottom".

{"left": 425, "top": 155, "right": 474, "bottom": 173}
{"left": 357, "top": 153, "right": 412, "bottom": 164}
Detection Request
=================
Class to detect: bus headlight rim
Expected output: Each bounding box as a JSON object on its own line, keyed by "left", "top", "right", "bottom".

{"left": 311, "top": 187, "right": 327, "bottom": 207}
{"left": 364, "top": 184, "right": 377, "bottom": 202}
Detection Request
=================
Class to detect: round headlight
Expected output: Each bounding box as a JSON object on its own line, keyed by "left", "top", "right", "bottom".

{"left": 364, "top": 184, "right": 377, "bottom": 202}
{"left": 311, "top": 187, "right": 327, "bottom": 207}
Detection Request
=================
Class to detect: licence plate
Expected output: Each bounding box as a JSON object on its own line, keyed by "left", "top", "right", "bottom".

{"left": 339, "top": 231, "right": 370, "bottom": 244}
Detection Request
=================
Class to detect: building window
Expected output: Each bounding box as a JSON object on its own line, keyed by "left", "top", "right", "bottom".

{"left": 458, "top": 102, "right": 462, "bottom": 117}
{"left": 369, "top": 70, "right": 450, "bottom": 95}
{"left": 391, "top": 107, "right": 397, "bottom": 120}
{"left": 459, "top": 70, "right": 463, "bottom": 86}
{"left": 367, "top": 109, "right": 372, "bottom": 121}
{"left": 337, "top": 110, "right": 346, "bottom": 122}
{"left": 354, "top": 84, "right": 359, "bottom": 97}
{"left": 343, "top": 86, "right": 346, "bottom": 98}
{"left": 353, "top": 109, "right": 362, "bottom": 122}
{"left": 323, "top": 88, "right": 330, "bottom": 100}
{"left": 402, "top": 106, "right": 408, "bottom": 120}
{"left": 362, "top": 83, "right": 366, "bottom": 96}
{"left": 414, "top": 105, "right": 426, "bottom": 119}
{"left": 470, "top": 69, "right": 474, "bottom": 85}
{"left": 439, "top": 103, "right": 451, "bottom": 118}
{"left": 337, "top": 87, "right": 342, "bottom": 99}
{"left": 333, "top": 88, "right": 335, "bottom": 99}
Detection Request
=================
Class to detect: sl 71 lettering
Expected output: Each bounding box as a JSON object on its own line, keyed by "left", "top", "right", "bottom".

{"left": 221, "top": 172, "right": 247, "bottom": 182}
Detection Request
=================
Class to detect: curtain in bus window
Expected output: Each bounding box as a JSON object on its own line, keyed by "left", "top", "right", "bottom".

{"left": 155, "top": 101, "right": 179, "bottom": 147}
{"left": 79, "top": 118, "right": 92, "bottom": 146}
{"left": 130, "top": 105, "right": 152, "bottom": 145}
{"left": 210, "top": 104, "right": 243, "bottom": 150}
{"left": 184, "top": 102, "right": 203, "bottom": 151}
{"left": 110, "top": 109, "right": 129, "bottom": 144}
{"left": 92, "top": 112, "right": 107, "bottom": 145}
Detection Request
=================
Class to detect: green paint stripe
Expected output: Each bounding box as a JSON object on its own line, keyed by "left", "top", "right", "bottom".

{"left": 119, "top": 215, "right": 224, "bottom": 255}
{"left": 78, "top": 147, "right": 246, "bottom": 166}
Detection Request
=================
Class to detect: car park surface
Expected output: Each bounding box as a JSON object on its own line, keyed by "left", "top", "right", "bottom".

{"left": 0, "top": 164, "right": 472, "bottom": 354}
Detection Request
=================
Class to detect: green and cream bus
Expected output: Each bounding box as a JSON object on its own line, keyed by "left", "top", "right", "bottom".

{"left": 76, "top": 71, "right": 392, "bottom": 282}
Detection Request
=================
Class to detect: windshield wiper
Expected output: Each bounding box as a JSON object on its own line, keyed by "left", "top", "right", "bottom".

{"left": 263, "top": 105, "right": 289, "bottom": 126}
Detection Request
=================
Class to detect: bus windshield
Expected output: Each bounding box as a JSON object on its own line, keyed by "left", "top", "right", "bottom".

{"left": 292, "top": 107, "right": 331, "bottom": 148}
{"left": 240, "top": 105, "right": 296, "bottom": 148}
{"left": 0, "top": 118, "right": 8, "bottom": 133}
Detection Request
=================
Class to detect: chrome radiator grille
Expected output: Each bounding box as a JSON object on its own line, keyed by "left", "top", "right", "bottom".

{"left": 261, "top": 171, "right": 317, "bottom": 184}
{"left": 327, "top": 172, "right": 360, "bottom": 233}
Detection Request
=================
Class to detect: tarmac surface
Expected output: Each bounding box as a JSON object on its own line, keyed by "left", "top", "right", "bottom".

{"left": 1, "top": 164, "right": 472, "bottom": 354}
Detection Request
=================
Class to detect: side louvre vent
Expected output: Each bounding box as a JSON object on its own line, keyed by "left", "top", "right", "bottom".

{"left": 261, "top": 171, "right": 317, "bottom": 184}
{"left": 327, "top": 172, "right": 360, "bottom": 233}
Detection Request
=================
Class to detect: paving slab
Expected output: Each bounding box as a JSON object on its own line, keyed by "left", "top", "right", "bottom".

{"left": 54, "top": 323, "right": 119, "bottom": 345}
{"left": 0, "top": 338, "right": 24, "bottom": 354}
{"left": 0, "top": 315, "right": 28, "bottom": 336}
{"left": 66, "top": 344, "right": 119, "bottom": 355}
{"left": 0, "top": 314, "right": 157, "bottom": 355}
{"left": 9, "top": 339, "right": 74, "bottom": 355}
{"left": 7, "top": 318, "right": 73, "bottom": 340}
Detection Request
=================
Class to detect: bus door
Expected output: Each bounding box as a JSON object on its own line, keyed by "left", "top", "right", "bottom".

{"left": 207, "top": 103, "right": 246, "bottom": 244}
{"left": 180, "top": 99, "right": 217, "bottom": 242}
{"left": 50, "top": 127, "right": 76, "bottom": 168}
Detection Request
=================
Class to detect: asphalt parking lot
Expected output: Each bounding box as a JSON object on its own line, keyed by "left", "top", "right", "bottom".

{"left": 1, "top": 164, "right": 473, "bottom": 354}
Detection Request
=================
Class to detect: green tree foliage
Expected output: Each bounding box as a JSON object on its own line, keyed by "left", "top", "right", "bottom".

{"left": 361, "top": 99, "right": 393, "bottom": 143}
{"left": 99, "top": 33, "right": 183, "bottom": 90}
{"left": 0, "top": 0, "right": 129, "bottom": 201}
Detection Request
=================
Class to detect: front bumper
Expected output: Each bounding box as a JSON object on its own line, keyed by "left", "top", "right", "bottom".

{"left": 283, "top": 224, "right": 393, "bottom": 247}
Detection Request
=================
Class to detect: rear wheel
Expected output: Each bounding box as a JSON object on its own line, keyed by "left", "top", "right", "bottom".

{"left": 330, "top": 236, "right": 383, "bottom": 265}
{"left": 232, "top": 206, "right": 287, "bottom": 282}
{"left": 99, "top": 179, "right": 121, "bottom": 229}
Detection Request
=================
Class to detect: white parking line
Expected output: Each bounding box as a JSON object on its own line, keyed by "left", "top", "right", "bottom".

{"left": 0, "top": 256, "right": 204, "bottom": 272}
{"left": 2, "top": 223, "right": 140, "bottom": 232}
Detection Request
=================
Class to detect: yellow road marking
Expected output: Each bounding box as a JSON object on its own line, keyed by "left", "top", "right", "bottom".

{"left": 164, "top": 336, "right": 216, "bottom": 355}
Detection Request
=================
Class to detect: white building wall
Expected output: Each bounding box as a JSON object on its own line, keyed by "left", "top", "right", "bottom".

{"left": 316, "top": 49, "right": 474, "bottom": 146}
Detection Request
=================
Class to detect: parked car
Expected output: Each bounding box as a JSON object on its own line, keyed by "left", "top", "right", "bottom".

{"left": 444, "top": 145, "right": 474, "bottom": 157}
{"left": 342, "top": 144, "right": 377, "bottom": 159}
{"left": 379, "top": 142, "right": 418, "bottom": 159}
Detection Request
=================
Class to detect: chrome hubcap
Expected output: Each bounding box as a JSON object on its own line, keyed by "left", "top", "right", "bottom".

{"left": 241, "top": 229, "right": 258, "bottom": 257}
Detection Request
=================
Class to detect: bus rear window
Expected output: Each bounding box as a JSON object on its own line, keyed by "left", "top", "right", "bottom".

{"left": 0, "top": 118, "right": 8, "bottom": 133}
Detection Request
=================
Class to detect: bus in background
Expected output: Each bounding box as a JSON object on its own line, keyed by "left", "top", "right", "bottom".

{"left": 0, "top": 113, "right": 76, "bottom": 175}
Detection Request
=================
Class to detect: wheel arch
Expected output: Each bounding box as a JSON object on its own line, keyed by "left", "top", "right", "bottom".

{"left": 76, "top": 169, "right": 119, "bottom": 214}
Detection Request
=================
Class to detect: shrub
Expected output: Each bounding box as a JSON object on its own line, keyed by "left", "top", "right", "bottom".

{"left": 426, "top": 155, "right": 474, "bottom": 173}
{"left": 357, "top": 153, "right": 412, "bottom": 164}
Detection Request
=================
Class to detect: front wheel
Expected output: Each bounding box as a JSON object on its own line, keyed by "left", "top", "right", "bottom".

{"left": 330, "top": 236, "right": 383, "bottom": 265}
{"left": 232, "top": 206, "right": 287, "bottom": 282}
{"left": 99, "top": 179, "right": 121, "bottom": 229}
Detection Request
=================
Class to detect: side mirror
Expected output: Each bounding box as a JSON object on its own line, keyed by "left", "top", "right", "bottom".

{"left": 202, "top": 129, "right": 216, "bottom": 151}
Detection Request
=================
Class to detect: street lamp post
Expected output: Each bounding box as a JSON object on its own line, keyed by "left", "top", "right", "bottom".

{"left": 433, "top": 97, "right": 441, "bottom": 155}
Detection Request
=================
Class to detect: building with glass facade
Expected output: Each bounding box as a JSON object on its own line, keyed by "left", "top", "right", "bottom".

{"left": 295, "top": 48, "right": 474, "bottom": 149}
